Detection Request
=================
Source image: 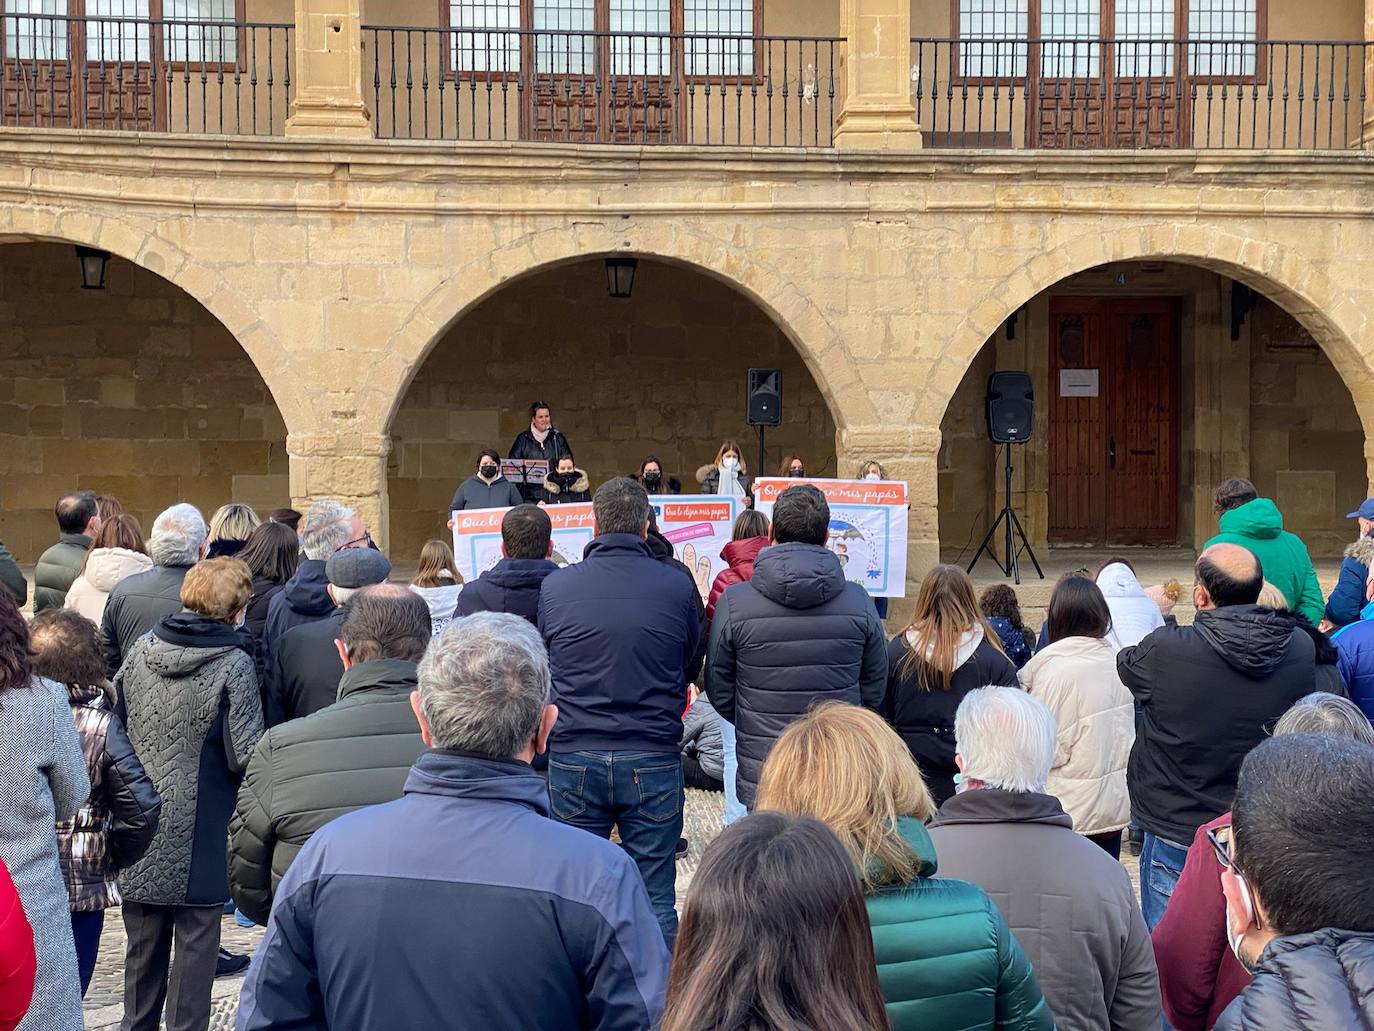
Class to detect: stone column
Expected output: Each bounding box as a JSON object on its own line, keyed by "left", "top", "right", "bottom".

{"left": 1366, "top": 0, "right": 1374, "bottom": 147}
{"left": 288, "top": 431, "right": 392, "bottom": 551}
{"left": 833, "top": 0, "right": 921, "bottom": 150}
{"left": 285, "top": 0, "right": 372, "bottom": 138}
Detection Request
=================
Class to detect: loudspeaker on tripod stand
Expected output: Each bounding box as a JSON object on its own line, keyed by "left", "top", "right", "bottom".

{"left": 969, "top": 371, "right": 1044, "bottom": 584}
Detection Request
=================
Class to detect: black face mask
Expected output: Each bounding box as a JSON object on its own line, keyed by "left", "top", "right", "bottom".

{"left": 554, "top": 471, "right": 578, "bottom": 486}
{"left": 644, "top": 472, "right": 662, "bottom": 489}
{"left": 479, "top": 464, "right": 499, "bottom": 479}
{"left": 788, "top": 467, "right": 805, "bottom": 477}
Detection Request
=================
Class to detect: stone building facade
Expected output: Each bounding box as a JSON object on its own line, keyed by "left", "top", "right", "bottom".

{"left": 0, "top": 0, "right": 1371, "bottom": 607}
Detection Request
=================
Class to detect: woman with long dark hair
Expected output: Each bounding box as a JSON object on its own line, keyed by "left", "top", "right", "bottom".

{"left": 0, "top": 589, "right": 90, "bottom": 1031}
{"left": 238, "top": 520, "right": 301, "bottom": 645}
{"left": 661, "top": 811, "right": 889, "bottom": 1031}
{"left": 884, "top": 564, "right": 1019, "bottom": 805}
{"left": 1019, "top": 575, "right": 1134, "bottom": 858}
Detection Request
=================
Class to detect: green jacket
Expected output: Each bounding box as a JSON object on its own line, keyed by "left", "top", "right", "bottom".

{"left": 33, "top": 532, "right": 91, "bottom": 613}
{"left": 868, "top": 819, "right": 1055, "bottom": 1031}
{"left": 1205, "top": 499, "right": 1324, "bottom": 624}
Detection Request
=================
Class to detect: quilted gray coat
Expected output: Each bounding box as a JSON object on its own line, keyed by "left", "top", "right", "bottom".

{"left": 116, "top": 616, "right": 263, "bottom": 906}
{"left": 0, "top": 676, "right": 90, "bottom": 1031}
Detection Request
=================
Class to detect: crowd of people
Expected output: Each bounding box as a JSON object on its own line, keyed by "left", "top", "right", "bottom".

{"left": 0, "top": 461, "right": 1372, "bottom": 1030}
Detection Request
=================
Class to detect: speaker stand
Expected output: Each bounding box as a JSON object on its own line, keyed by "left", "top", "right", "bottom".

{"left": 967, "top": 443, "right": 1044, "bottom": 585}
{"left": 755, "top": 424, "right": 766, "bottom": 481}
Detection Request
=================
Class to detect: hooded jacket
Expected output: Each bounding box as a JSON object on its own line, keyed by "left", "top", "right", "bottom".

{"left": 1096, "top": 562, "right": 1166, "bottom": 650}
{"left": 237, "top": 750, "right": 670, "bottom": 1031}
{"left": 540, "top": 534, "right": 701, "bottom": 755}
{"left": 929, "top": 790, "right": 1161, "bottom": 1031}
{"left": 409, "top": 582, "right": 460, "bottom": 636}
{"left": 706, "top": 535, "right": 768, "bottom": 622}
{"left": 457, "top": 556, "right": 558, "bottom": 626}
{"left": 704, "top": 542, "right": 887, "bottom": 807}
{"left": 1336, "top": 619, "right": 1374, "bottom": 721}
{"left": 64, "top": 546, "right": 153, "bottom": 624}
{"left": 1213, "top": 929, "right": 1374, "bottom": 1030}
{"left": 542, "top": 468, "right": 591, "bottom": 504}
{"left": 262, "top": 558, "right": 334, "bottom": 653}
{"left": 115, "top": 613, "right": 263, "bottom": 905}
{"left": 1326, "top": 534, "right": 1374, "bottom": 628}
{"left": 229, "top": 658, "right": 426, "bottom": 925}
{"left": 884, "top": 625, "right": 1020, "bottom": 806}
{"left": 868, "top": 818, "right": 1054, "bottom": 1031}
{"left": 1019, "top": 635, "right": 1135, "bottom": 836}
{"left": 1117, "top": 606, "right": 1316, "bottom": 843}
{"left": 100, "top": 562, "right": 194, "bottom": 677}
{"left": 34, "top": 532, "right": 91, "bottom": 613}
{"left": 1204, "top": 499, "right": 1324, "bottom": 624}
{"left": 448, "top": 474, "right": 523, "bottom": 513}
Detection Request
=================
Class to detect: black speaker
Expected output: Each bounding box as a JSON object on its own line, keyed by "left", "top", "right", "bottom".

{"left": 986, "top": 371, "right": 1034, "bottom": 444}
{"left": 747, "top": 368, "right": 782, "bottom": 426}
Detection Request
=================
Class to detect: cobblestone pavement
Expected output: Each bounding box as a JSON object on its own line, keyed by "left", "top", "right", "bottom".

{"left": 84, "top": 790, "right": 1140, "bottom": 1028}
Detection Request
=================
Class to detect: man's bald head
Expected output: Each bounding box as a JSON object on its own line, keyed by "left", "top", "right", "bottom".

{"left": 1195, "top": 542, "right": 1263, "bottom": 610}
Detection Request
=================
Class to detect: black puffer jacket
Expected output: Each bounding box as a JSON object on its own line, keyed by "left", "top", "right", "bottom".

{"left": 1118, "top": 605, "right": 1317, "bottom": 844}
{"left": 1267, "top": 608, "right": 1349, "bottom": 697}
{"left": 704, "top": 542, "right": 887, "bottom": 807}
{"left": 457, "top": 557, "right": 558, "bottom": 625}
{"left": 1213, "top": 929, "right": 1374, "bottom": 1029}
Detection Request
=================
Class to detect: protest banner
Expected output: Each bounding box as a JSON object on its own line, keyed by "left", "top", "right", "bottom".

{"left": 450, "top": 503, "right": 595, "bottom": 583}
{"left": 754, "top": 478, "right": 909, "bottom": 597}
{"left": 649, "top": 495, "right": 742, "bottom": 600}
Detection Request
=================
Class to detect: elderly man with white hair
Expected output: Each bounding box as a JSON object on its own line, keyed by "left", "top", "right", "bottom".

{"left": 101, "top": 502, "right": 208, "bottom": 676}
{"left": 927, "top": 686, "right": 1161, "bottom": 1031}
{"left": 236, "top": 611, "right": 670, "bottom": 1031}
{"left": 261, "top": 499, "right": 369, "bottom": 652}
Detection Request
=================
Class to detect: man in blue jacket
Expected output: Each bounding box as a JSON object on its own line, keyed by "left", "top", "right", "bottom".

{"left": 457, "top": 503, "right": 558, "bottom": 625}
{"left": 236, "top": 612, "right": 670, "bottom": 1031}
{"left": 1326, "top": 497, "right": 1374, "bottom": 628}
{"left": 539, "top": 477, "right": 701, "bottom": 944}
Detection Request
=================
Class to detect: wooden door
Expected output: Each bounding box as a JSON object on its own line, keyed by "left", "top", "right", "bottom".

{"left": 1049, "top": 297, "right": 1179, "bottom": 545}
{"left": 2, "top": 1, "right": 78, "bottom": 126}
{"left": 81, "top": 0, "right": 159, "bottom": 130}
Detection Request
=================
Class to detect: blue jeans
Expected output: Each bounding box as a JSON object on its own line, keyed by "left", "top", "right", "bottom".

{"left": 549, "top": 750, "right": 684, "bottom": 944}
{"left": 719, "top": 719, "right": 747, "bottom": 826}
{"left": 1140, "top": 831, "right": 1189, "bottom": 931}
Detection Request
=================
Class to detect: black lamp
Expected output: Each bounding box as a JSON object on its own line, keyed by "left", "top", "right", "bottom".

{"left": 605, "top": 257, "right": 637, "bottom": 299}
{"left": 75, "top": 246, "right": 109, "bottom": 290}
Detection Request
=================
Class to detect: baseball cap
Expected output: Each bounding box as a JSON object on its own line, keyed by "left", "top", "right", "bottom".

{"left": 1347, "top": 499, "right": 1374, "bottom": 520}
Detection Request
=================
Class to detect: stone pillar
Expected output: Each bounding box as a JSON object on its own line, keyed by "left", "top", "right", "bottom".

{"left": 1365, "top": 0, "right": 1374, "bottom": 147}
{"left": 288, "top": 431, "right": 391, "bottom": 551}
{"left": 833, "top": 0, "right": 921, "bottom": 150}
{"left": 285, "top": 0, "right": 371, "bottom": 138}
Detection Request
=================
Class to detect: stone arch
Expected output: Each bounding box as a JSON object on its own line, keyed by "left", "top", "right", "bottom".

{"left": 922, "top": 222, "right": 1373, "bottom": 431}
{"left": 355, "top": 223, "right": 873, "bottom": 438}
{"left": 0, "top": 206, "right": 309, "bottom": 433}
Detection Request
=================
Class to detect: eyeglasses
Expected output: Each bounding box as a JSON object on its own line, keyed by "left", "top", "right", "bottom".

{"left": 1206, "top": 827, "right": 1234, "bottom": 870}
{"left": 339, "top": 532, "right": 373, "bottom": 551}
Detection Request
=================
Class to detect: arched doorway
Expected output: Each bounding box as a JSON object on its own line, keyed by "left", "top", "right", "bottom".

{"left": 938, "top": 260, "right": 1366, "bottom": 562}
{"left": 387, "top": 255, "right": 839, "bottom": 557}
{"left": 0, "top": 241, "right": 289, "bottom": 560}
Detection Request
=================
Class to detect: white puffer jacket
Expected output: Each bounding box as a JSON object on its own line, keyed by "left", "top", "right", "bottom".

{"left": 1095, "top": 562, "right": 1165, "bottom": 650}
{"left": 64, "top": 547, "right": 153, "bottom": 623}
{"left": 1018, "top": 635, "right": 1134, "bottom": 836}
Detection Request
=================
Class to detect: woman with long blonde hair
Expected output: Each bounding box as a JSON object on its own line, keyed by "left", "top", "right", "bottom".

{"left": 884, "top": 564, "right": 1019, "bottom": 804}
{"left": 756, "top": 703, "right": 1051, "bottom": 1031}
{"left": 409, "top": 539, "right": 464, "bottom": 637}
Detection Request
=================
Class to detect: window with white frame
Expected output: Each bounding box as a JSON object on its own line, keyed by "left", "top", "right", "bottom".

{"left": 163, "top": 0, "right": 237, "bottom": 63}
{"left": 1115, "top": 0, "right": 1174, "bottom": 78}
{"left": 84, "top": 0, "right": 151, "bottom": 64}
{"left": 956, "top": 0, "right": 1028, "bottom": 78}
{"left": 1040, "top": 0, "right": 1100, "bottom": 78}
{"left": 1189, "top": 0, "right": 1258, "bottom": 76}
{"left": 3, "top": 0, "right": 68, "bottom": 60}
{"left": 448, "top": 0, "right": 520, "bottom": 74}
{"left": 683, "top": 0, "right": 755, "bottom": 78}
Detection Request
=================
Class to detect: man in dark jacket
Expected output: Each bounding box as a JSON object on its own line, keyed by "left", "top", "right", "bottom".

{"left": 236, "top": 611, "right": 669, "bottom": 1030}
{"left": 101, "top": 503, "right": 207, "bottom": 677}
{"left": 0, "top": 537, "right": 26, "bottom": 607}
{"left": 540, "top": 477, "right": 700, "bottom": 944}
{"left": 1214, "top": 733, "right": 1374, "bottom": 1029}
{"left": 1325, "top": 497, "right": 1374, "bottom": 627}
{"left": 705, "top": 484, "right": 887, "bottom": 809}
{"left": 508, "top": 401, "right": 573, "bottom": 503}
{"left": 261, "top": 499, "right": 367, "bottom": 654}
{"left": 229, "top": 585, "right": 430, "bottom": 924}
{"left": 457, "top": 504, "right": 557, "bottom": 625}
{"left": 1118, "top": 543, "right": 1316, "bottom": 931}
{"left": 265, "top": 548, "right": 391, "bottom": 726}
{"left": 929, "top": 686, "right": 1161, "bottom": 1031}
{"left": 447, "top": 448, "right": 523, "bottom": 514}
{"left": 34, "top": 490, "right": 99, "bottom": 612}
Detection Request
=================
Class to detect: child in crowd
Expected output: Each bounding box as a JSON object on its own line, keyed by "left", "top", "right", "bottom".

{"left": 409, "top": 539, "right": 464, "bottom": 637}
{"left": 978, "top": 583, "right": 1035, "bottom": 669}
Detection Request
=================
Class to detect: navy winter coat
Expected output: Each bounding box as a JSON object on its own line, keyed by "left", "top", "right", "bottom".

{"left": 237, "top": 750, "right": 670, "bottom": 1031}
{"left": 262, "top": 559, "right": 334, "bottom": 654}
{"left": 1326, "top": 536, "right": 1374, "bottom": 628}
{"left": 1214, "top": 929, "right": 1374, "bottom": 1030}
{"left": 704, "top": 542, "right": 887, "bottom": 807}
{"left": 540, "top": 534, "right": 700, "bottom": 754}
{"left": 457, "top": 557, "right": 558, "bottom": 626}
{"left": 1336, "top": 618, "right": 1374, "bottom": 721}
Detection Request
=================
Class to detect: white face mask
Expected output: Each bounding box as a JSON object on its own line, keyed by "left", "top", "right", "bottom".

{"left": 722, "top": 456, "right": 739, "bottom": 471}
{"left": 865, "top": 472, "right": 882, "bottom": 481}
{"left": 1226, "top": 872, "right": 1259, "bottom": 972}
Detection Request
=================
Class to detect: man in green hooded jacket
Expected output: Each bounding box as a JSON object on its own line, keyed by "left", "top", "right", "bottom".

{"left": 1204, "top": 478, "right": 1324, "bottom": 625}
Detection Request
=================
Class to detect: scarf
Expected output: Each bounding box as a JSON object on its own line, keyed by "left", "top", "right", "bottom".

{"left": 530, "top": 423, "right": 550, "bottom": 445}
{"left": 718, "top": 465, "right": 743, "bottom": 497}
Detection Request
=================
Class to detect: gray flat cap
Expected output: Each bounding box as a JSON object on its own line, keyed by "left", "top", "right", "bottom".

{"left": 325, "top": 547, "right": 392, "bottom": 589}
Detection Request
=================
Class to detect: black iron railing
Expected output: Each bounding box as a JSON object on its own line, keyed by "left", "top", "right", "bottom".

{"left": 363, "top": 24, "right": 839, "bottom": 147}
{"left": 912, "top": 37, "right": 1370, "bottom": 150}
{"left": 0, "top": 11, "right": 292, "bottom": 135}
